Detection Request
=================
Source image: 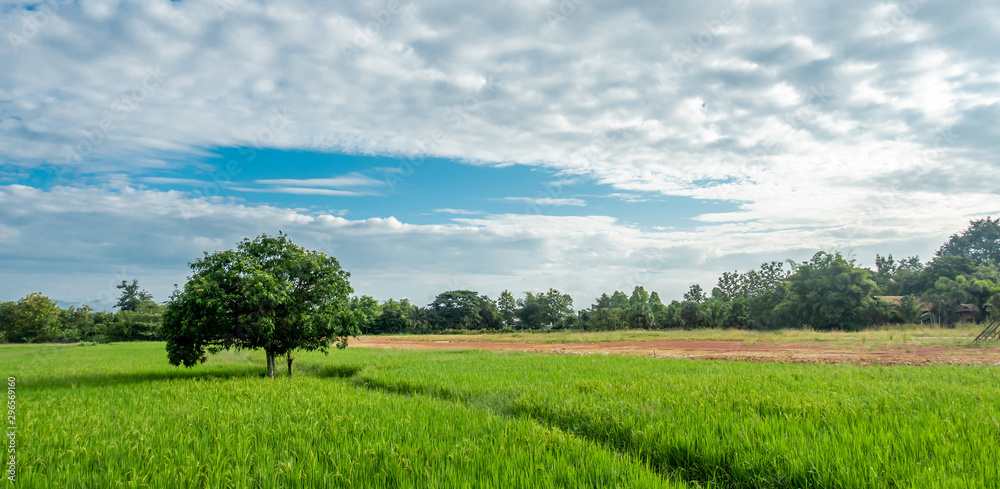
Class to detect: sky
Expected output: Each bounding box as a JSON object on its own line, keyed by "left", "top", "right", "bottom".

{"left": 1, "top": 0, "right": 998, "bottom": 309}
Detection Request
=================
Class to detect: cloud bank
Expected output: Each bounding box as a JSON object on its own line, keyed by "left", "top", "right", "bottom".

{"left": 1, "top": 0, "right": 998, "bottom": 305}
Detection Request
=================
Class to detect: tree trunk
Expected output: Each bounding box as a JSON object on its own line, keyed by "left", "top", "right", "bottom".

{"left": 266, "top": 350, "right": 275, "bottom": 379}
{"left": 286, "top": 352, "right": 294, "bottom": 378}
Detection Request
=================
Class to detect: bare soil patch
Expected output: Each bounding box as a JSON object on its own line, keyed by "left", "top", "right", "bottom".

{"left": 354, "top": 337, "right": 1000, "bottom": 366}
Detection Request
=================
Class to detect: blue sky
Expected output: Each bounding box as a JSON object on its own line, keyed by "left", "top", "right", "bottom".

{"left": 135, "top": 149, "right": 736, "bottom": 226}
{"left": 1, "top": 0, "right": 998, "bottom": 308}
{"left": 13, "top": 146, "right": 738, "bottom": 226}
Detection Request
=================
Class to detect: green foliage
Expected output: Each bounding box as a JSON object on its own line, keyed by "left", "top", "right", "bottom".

{"left": 871, "top": 254, "right": 922, "bottom": 295}
{"left": 936, "top": 216, "right": 1000, "bottom": 265}
{"left": 429, "top": 290, "right": 498, "bottom": 330}
{"left": 701, "top": 298, "right": 729, "bottom": 329}
{"left": 106, "top": 308, "right": 164, "bottom": 342}
{"left": 679, "top": 301, "right": 704, "bottom": 329}
{"left": 162, "top": 233, "right": 359, "bottom": 378}
{"left": 369, "top": 298, "right": 415, "bottom": 334}
{"left": 921, "top": 275, "right": 1000, "bottom": 324}
{"left": 497, "top": 289, "right": 517, "bottom": 328}
{"left": 115, "top": 279, "right": 155, "bottom": 312}
{"left": 987, "top": 294, "right": 1000, "bottom": 319}
{"left": 4, "top": 292, "right": 66, "bottom": 342}
{"left": 59, "top": 305, "right": 94, "bottom": 341}
{"left": 516, "top": 289, "right": 573, "bottom": 329}
{"left": 580, "top": 287, "right": 663, "bottom": 331}
{"left": 350, "top": 295, "right": 381, "bottom": 334}
{"left": 610, "top": 290, "right": 629, "bottom": 309}
{"left": 0, "top": 301, "right": 14, "bottom": 342}
{"left": 578, "top": 306, "right": 625, "bottom": 331}
{"left": 777, "top": 251, "right": 878, "bottom": 331}
{"left": 715, "top": 261, "right": 789, "bottom": 301}
{"left": 682, "top": 284, "right": 706, "bottom": 303}
{"left": 626, "top": 286, "right": 656, "bottom": 329}
{"left": 892, "top": 295, "right": 925, "bottom": 324}
{"left": 899, "top": 255, "right": 977, "bottom": 296}
{"left": 714, "top": 261, "right": 789, "bottom": 329}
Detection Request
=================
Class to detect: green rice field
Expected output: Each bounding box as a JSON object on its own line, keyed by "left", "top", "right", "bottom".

{"left": 3, "top": 342, "right": 999, "bottom": 488}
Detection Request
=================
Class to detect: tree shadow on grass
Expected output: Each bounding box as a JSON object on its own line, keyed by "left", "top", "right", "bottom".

{"left": 21, "top": 365, "right": 265, "bottom": 390}
{"left": 309, "top": 364, "right": 363, "bottom": 378}
{"left": 353, "top": 375, "right": 842, "bottom": 489}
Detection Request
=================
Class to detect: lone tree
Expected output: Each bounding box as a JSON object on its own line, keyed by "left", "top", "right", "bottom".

{"left": 115, "top": 279, "right": 154, "bottom": 311}
{"left": 162, "top": 233, "right": 360, "bottom": 378}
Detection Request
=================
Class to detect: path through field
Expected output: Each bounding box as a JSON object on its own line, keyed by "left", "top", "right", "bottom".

{"left": 355, "top": 336, "right": 1000, "bottom": 366}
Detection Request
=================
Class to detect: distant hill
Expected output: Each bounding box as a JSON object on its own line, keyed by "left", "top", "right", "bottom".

{"left": 53, "top": 298, "right": 117, "bottom": 312}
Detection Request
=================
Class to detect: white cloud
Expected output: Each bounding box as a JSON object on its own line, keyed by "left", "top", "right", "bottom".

{"left": 139, "top": 177, "right": 209, "bottom": 186}
{"left": 4, "top": 182, "right": 991, "bottom": 308}
{"left": 434, "top": 208, "right": 483, "bottom": 215}
{"left": 2, "top": 0, "right": 1000, "bottom": 304}
{"left": 0, "top": 183, "right": 783, "bottom": 305}
{"left": 229, "top": 187, "right": 376, "bottom": 196}
{"left": 498, "top": 197, "right": 587, "bottom": 207}
{"left": 255, "top": 174, "right": 383, "bottom": 188}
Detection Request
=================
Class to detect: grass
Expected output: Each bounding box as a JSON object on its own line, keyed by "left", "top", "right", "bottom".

{"left": 3, "top": 343, "right": 671, "bottom": 488}
{"left": 372, "top": 323, "right": 999, "bottom": 350}
{"left": 348, "top": 348, "right": 1000, "bottom": 488}
{"left": 3, "top": 342, "right": 1000, "bottom": 487}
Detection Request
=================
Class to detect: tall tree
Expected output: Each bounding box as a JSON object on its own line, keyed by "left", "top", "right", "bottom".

{"left": 627, "top": 286, "right": 654, "bottom": 329}
{"left": 517, "top": 289, "right": 574, "bottom": 329}
{"left": 115, "top": 279, "right": 154, "bottom": 312}
{"left": 429, "top": 290, "right": 496, "bottom": 330}
{"left": 715, "top": 261, "right": 790, "bottom": 329}
{"left": 628, "top": 286, "right": 650, "bottom": 307}
{"left": 937, "top": 217, "right": 1000, "bottom": 266}
{"left": 776, "top": 251, "right": 878, "bottom": 331}
{"left": 716, "top": 261, "right": 789, "bottom": 301}
{"left": 6, "top": 293, "right": 64, "bottom": 342}
{"left": 542, "top": 288, "right": 574, "bottom": 328}
{"left": 162, "top": 233, "right": 360, "bottom": 378}
{"left": 372, "top": 299, "right": 408, "bottom": 334}
{"left": 516, "top": 292, "right": 543, "bottom": 329}
{"left": 497, "top": 290, "right": 517, "bottom": 328}
{"left": 0, "top": 302, "right": 14, "bottom": 342}
{"left": 683, "top": 284, "right": 707, "bottom": 303}
{"left": 60, "top": 305, "right": 95, "bottom": 341}
{"left": 679, "top": 301, "right": 704, "bottom": 329}
{"left": 900, "top": 255, "right": 976, "bottom": 296}
{"left": 350, "top": 295, "right": 381, "bottom": 334}
{"left": 610, "top": 291, "right": 629, "bottom": 309}
{"left": 872, "top": 254, "right": 923, "bottom": 295}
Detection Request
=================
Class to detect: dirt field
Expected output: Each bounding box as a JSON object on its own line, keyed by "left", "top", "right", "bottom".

{"left": 354, "top": 336, "right": 1000, "bottom": 366}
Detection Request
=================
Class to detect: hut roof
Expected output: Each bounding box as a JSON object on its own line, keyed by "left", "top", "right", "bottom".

{"left": 955, "top": 304, "right": 981, "bottom": 314}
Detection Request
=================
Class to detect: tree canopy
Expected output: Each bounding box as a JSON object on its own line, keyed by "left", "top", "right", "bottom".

{"left": 937, "top": 217, "right": 1000, "bottom": 266}
{"left": 162, "top": 233, "right": 360, "bottom": 378}
{"left": 777, "top": 251, "right": 878, "bottom": 331}
{"left": 428, "top": 290, "right": 498, "bottom": 330}
{"left": 517, "top": 289, "right": 574, "bottom": 329}
{"left": 115, "top": 279, "right": 155, "bottom": 312}
{"left": 5, "top": 292, "right": 62, "bottom": 343}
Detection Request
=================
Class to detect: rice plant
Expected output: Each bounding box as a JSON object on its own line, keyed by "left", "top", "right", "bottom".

{"left": 3, "top": 342, "right": 999, "bottom": 488}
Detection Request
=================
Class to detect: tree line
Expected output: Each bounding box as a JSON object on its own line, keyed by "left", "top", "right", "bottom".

{"left": 0, "top": 280, "right": 163, "bottom": 343}
{"left": 351, "top": 218, "right": 1000, "bottom": 333}
{"left": 2, "top": 218, "right": 999, "bottom": 344}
